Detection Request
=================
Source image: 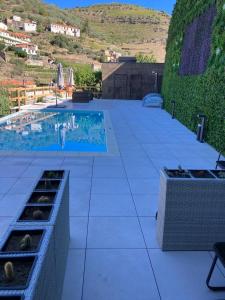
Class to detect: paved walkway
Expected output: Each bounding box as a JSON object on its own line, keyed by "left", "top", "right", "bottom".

{"left": 0, "top": 100, "right": 224, "bottom": 300}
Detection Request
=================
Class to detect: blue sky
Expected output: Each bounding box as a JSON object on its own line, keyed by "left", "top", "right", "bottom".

{"left": 44, "top": 0, "right": 176, "bottom": 14}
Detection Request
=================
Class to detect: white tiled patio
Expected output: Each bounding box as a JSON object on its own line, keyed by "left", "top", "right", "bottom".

{"left": 0, "top": 100, "right": 225, "bottom": 300}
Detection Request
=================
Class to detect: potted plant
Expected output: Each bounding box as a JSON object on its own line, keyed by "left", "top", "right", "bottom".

{"left": 1, "top": 230, "right": 44, "bottom": 254}
{"left": 35, "top": 180, "right": 61, "bottom": 191}
{"left": 17, "top": 206, "right": 53, "bottom": 222}
{"left": 41, "top": 170, "right": 64, "bottom": 180}
{"left": 27, "top": 192, "right": 57, "bottom": 205}
{"left": 0, "top": 256, "right": 36, "bottom": 290}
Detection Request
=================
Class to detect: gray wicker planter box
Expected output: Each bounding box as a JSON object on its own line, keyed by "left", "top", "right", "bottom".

{"left": 11, "top": 170, "right": 70, "bottom": 300}
{"left": 0, "top": 225, "right": 54, "bottom": 299}
{"left": 156, "top": 169, "right": 225, "bottom": 251}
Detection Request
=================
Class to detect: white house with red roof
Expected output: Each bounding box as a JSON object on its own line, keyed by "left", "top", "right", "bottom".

{"left": 49, "top": 23, "right": 80, "bottom": 37}
{"left": 15, "top": 43, "right": 38, "bottom": 56}
{"left": 0, "top": 29, "right": 31, "bottom": 45}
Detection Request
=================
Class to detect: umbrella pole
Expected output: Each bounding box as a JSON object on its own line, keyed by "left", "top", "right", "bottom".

{"left": 55, "top": 86, "right": 58, "bottom": 107}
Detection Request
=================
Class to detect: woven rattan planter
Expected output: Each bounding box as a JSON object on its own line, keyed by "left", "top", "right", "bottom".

{"left": 0, "top": 170, "right": 70, "bottom": 300}
{"left": 157, "top": 169, "right": 225, "bottom": 250}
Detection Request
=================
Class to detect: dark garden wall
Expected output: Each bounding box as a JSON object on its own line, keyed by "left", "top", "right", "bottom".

{"left": 162, "top": 0, "right": 225, "bottom": 152}
{"left": 102, "top": 63, "right": 164, "bottom": 100}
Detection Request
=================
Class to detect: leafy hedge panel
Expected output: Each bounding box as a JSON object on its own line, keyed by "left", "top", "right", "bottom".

{"left": 162, "top": 0, "right": 225, "bottom": 152}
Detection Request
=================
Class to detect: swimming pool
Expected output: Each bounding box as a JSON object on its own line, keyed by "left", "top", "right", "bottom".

{"left": 0, "top": 110, "right": 107, "bottom": 152}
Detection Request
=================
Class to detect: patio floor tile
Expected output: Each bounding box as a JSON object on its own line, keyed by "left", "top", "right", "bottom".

{"left": 0, "top": 178, "right": 18, "bottom": 194}
{"left": 0, "top": 216, "right": 14, "bottom": 236}
{"left": 82, "top": 249, "right": 160, "bottom": 300}
{"left": 133, "top": 194, "right": 158, "bottom": 217}
{"left": 92, "top": 179, "right": 130, "bottom": 194}
{"left": 7, "top": 178, "right": 36, "bottom": 195}
{"left": 0, "top": 194, "right": 26, "bottom": 217}
{"left": 93, "top": 164, "right": 126, "bottom": 178}
{"left": 61, "top": 249, "right": 85, "bottom": 300}
{"left": 128, "top": 178, "right": 160, "bottom": 194}
{"left": 148, "top": 249, "right": 225, "bottom": 300}
{"left": 87, "top": 217, "right": 145, "bottom": 248}
{"left": 70, "top": 193, "right": 90, "bottom": 217}
{"left": 90, "top": 194, "right": 136, "bottom": 216}
{"left": 70, "top": 217, "right": 88, "bottom": 249}
{"left": 139, "top": 217, "right": 159, "bottom": 249}
{"left": 62, "top": 165, "right": 92, "bottom": 178}
{"left": 70, "top": 178, "right": 92, "bottom": 195}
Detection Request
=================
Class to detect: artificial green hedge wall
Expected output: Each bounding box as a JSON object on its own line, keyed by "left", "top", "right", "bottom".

{"left": 162, "top": 0, "right": 225, "bottom": 152}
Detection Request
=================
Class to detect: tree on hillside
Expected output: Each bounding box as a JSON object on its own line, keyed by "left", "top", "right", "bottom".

{"left": 81, "top": 19, "right": 90, "bottom": 35}
{"left": 15, "top": 48, "right": 27, "bottom": 58}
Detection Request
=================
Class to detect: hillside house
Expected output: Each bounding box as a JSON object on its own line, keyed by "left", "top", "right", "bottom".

{"left": 6, "top": 15, "right": 23, "bottom": 30}
{"left": 48, "top": 23, "right": 80, "bottom": 37}
{"left": 102, "top": 49, "right": 122, "bottom": 63}
{"left": 12, "top": 15, "right": 21, "bottom": 22}
{"left": 6, "top": 16, "right": 36, "bottom": 33}
{"left": 15, "top": 43, "right": 38, "bottom": 56}
{"left": 0, "top": 22, "right": 7, "bottom": 31}
{"left": 0, "top": 29, "right": 31, "bottom": 46}
{"left": 23, "top": 20, "right": 37, "bottom": 32}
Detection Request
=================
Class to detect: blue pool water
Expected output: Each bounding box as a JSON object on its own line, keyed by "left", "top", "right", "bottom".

{"left": 0, "top": 110, "right": 107, "bottom": 152}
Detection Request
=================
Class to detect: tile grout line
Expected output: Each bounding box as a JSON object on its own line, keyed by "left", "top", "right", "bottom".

{"left": 0, "top": 156, "right": 35, "bottom": 199}
{"left": 118, "top": 112, "right": 162, "bottom": 300}
{"left": 81, "top": 156, "right": 94, "bottom": 300}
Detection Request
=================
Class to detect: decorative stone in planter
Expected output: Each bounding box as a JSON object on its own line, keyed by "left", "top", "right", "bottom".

{"left": 34, "top": 180, "right": 61, "bottom": 191}
{"left": 17, "top": 206, "right": 53, "bottom": 222}
{"left": 41, "top": 171, "right": 64, "bottom": 180}
{"left": 0, "top": 256, "right": 36, "bottom": 290}
{"left": 189, "top": 169, "right": 215, "bottom": 178}
{"left": 211, "top": 170, "right": 225, "bottom": 179}
{"left": 27, "top": 192, "right": 57, "bottom": 205}
{"left": 164, "top": 167, "right": 191, "bottom": 178}
{"left": 0, "top": 229, "right": 45, "bottom": 254}
{"left": 157, "top": 168, "right": 225, "bottom": 250}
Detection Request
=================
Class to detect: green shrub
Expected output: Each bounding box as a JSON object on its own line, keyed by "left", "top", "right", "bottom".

{"left": 7, "top": 46, "right": 16, "bottom": 52}
{"left": 0, "top": 42, "right": 5, "bottom": 51}
{"left": 50, "top": 35, "right": 81, "bottom": 53}
{"left": 136, "top": 52, "right": 157, "bottom": 63}
{"left": 15, "top": 48, "right": 27, "bottom": 58}
{"left": 0, "top": 87, "right": 10, "bottom": 116}
{"left": 162, "top": 0, "right": 225, "bottom": 152}
{"left": 59, "top": 60, "right": 102, "bottom": 87}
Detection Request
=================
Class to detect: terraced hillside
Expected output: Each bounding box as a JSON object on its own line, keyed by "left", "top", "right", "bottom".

{"left": 0, "top": 1, "right": 170, "bottom": 82}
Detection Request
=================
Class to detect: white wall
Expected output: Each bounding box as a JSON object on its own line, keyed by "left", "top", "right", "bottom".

{"left": 23, "top": 23, "right": 37, "bottom": 32}
{"left": 0, "top": 22, "right": 7, "bottom": 31}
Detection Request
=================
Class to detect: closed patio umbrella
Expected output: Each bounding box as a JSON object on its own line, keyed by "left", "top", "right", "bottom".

{"left": 57, "top": 63, "right": 64, "bottom": 89}
{"left": 67, "top": 67, "right": 74, "bottom": 87}
{"left": 53, "top": 63, "right": 66, "bottom": 108}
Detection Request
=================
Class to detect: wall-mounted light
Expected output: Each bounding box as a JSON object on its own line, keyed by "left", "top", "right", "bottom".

{"left": 196, "top": 114, "right": 206, "bottom": 143}
{"left": 152, "top": 71, "right": 158, "bottom": 93}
